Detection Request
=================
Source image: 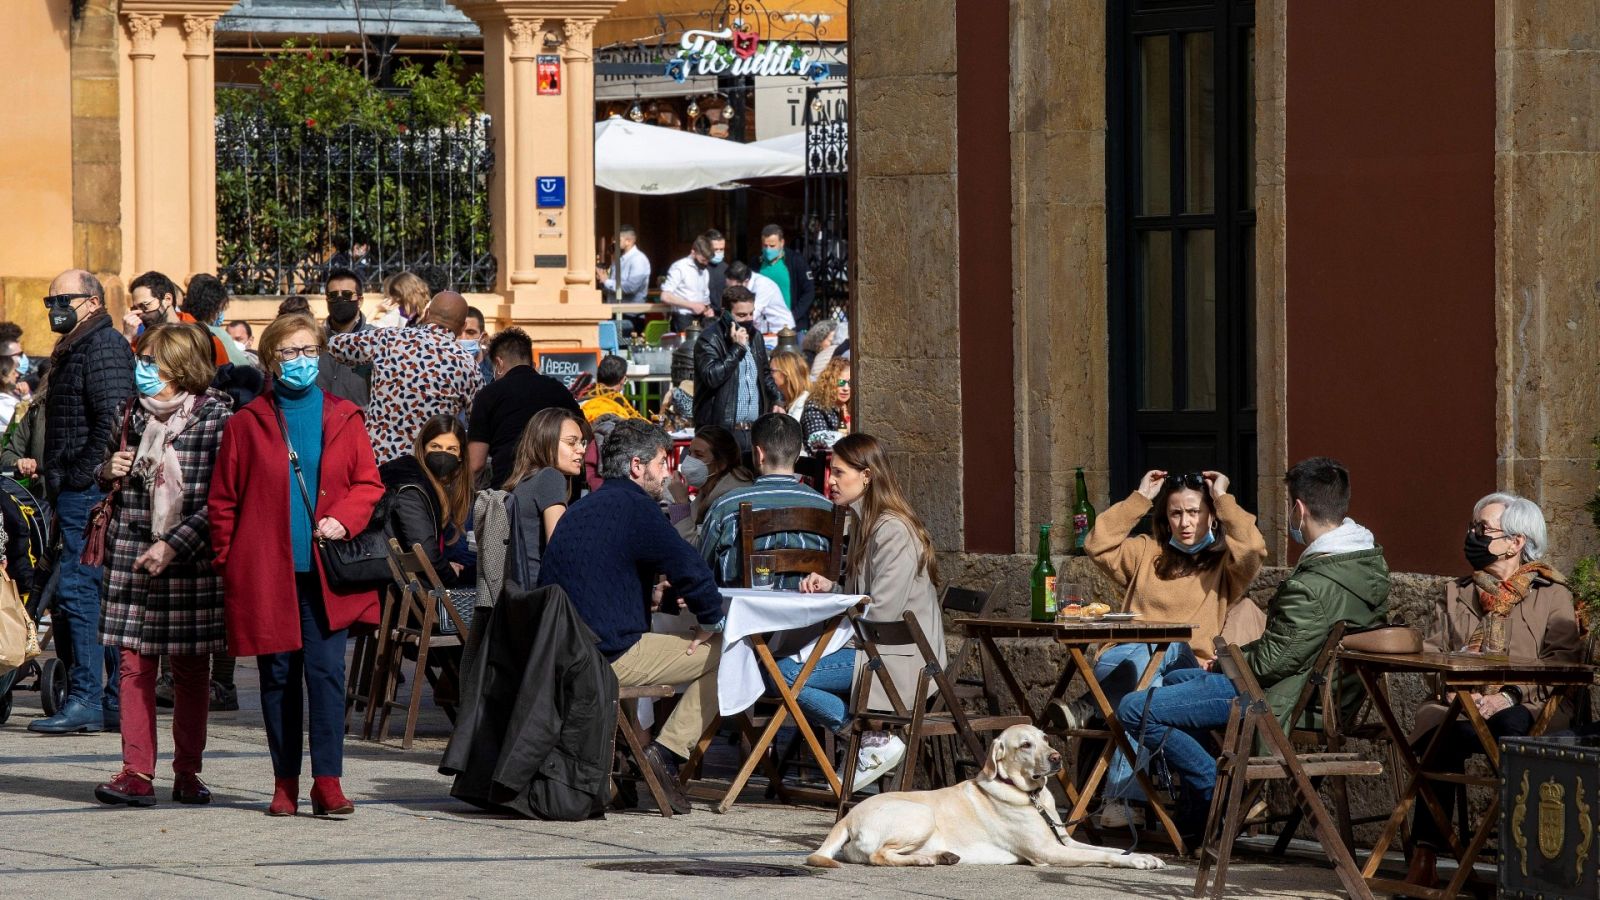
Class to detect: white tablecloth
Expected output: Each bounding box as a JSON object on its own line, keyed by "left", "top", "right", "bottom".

{"left": 716, "top": 589, "right": 864, "bottom": 716}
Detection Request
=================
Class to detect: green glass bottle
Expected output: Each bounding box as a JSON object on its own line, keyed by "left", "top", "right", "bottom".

{"left": 1030, "top": 524, "right": 1057, "bottom": 622}
{"left": 1070, "top": 467, "right": 1096, "bottom": 556}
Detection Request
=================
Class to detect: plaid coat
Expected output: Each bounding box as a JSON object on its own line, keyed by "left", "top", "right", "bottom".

{"left": 99, "top": 391, "right": 233, "bottom": 656}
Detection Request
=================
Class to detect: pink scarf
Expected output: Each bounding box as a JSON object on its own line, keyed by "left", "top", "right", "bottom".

{"left": 131, "top": 394, "right": 200, "bottom": 535}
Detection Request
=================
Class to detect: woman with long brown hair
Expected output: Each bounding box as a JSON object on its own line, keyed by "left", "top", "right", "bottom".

{"left": 501, "top": 407, "right": 588, "bottom": 585}
{"left": 797, "top": 432, "right": 943, "bottom": 791}
{"left": 769, "top": 350, "right": 811, "bottom": 420}
{"left": 379, "top": 414, "right": 474, "bottom": 584}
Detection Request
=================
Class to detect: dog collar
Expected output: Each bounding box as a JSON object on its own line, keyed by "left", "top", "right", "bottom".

{"left": 995, "top": 773, "right": 1072, "bottom": 847}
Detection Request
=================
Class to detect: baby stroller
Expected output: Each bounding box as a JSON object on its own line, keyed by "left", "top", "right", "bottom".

{"left": 0, "top": 474, "right": 59, "bottom": 725}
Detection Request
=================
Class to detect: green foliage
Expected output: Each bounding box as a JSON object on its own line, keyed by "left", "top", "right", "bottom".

{"left": 392, "top": 51, "right": 486, "bottom": 131}
{"left": 242, "top": 39, "right": 483, "bottom": 134}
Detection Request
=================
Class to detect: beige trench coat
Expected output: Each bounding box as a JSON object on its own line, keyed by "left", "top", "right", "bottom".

{"left": 844, "top": 512, "right": 947, "bottom": 712}
{"left": 1411, "top": 574, "right": 1582, "bottom": 741}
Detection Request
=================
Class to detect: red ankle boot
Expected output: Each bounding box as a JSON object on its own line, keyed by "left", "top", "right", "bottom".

{"left": 267, "top": 778, "right": 298, "bottom": 817}
{"left": 310, "top": 776, "right": 354, "bottom": 816}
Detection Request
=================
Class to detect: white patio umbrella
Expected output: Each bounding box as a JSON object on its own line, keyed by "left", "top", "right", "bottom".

{"left": 594, "top": 117, "right": 804, "bottom": 195}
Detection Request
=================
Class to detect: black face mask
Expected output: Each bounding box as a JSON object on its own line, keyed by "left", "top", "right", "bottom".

{"left": 138, "top": 304, "right": 169, "bottom": 330}
{"left": 425, "top": 451, "right": 461, "bottom": 481}
{"left": 1463, "top": 529, "right": 1502, "bottom": 572}
{"left": 48, "top": 303, "right": 79, "bottom": 334}
{"left": 327, "top": 298, "right": 360, "bottom": 325}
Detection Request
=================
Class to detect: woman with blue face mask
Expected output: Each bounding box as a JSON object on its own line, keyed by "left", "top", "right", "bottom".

{"left": 1058, "top": 468, "right": 1268, "bottom": 831}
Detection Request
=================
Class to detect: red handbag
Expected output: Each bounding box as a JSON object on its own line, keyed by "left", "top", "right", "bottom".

{"left": 80, "top": 404, "right": 134, "bottom": 567}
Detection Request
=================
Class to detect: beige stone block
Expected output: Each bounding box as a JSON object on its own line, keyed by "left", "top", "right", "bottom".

{"left": 1045, "top": 130, "right": 1106, "bottom": 206}
{"left": 71, "top": 76, "right": 118, "bottom": 120}
{"left": 854, "top": 75, "right": 958, "bottom": 177}
{"left": 0, "top": 278, "right": 54, "bottom": 355}
{"left": 73, "top": 222, "right": 122, "bottom": 276}
{"left": 71, "top": 162, "right": 121, "bottom": 223}
{"left": 889, "top": 449, "right": 964, "bottom": 553}
{"left": 850, "top": 0, "right": 957, "bottom": 78}
{"left": 1507, "top": 0, "right": 1600, "bottom": 50}
{"left": 1506, "top": 49, "right": 1600, "bottom": 152}
{"left": 1520, "top": 456, "right": 1600, "bottom": 572}
{"left": 1022, "top": 0, "right": 1106, "bottom": 135}
{"left": 70, "top": 116, "right": 122, "bottom": 165}
{"left": 861, "top": 362, "right": 963, "bottom": 452}
{"left": 853, "top": 175, "right": 960, "bottom": 359}
{"left": 69, "top": 44, "right": 119, "bottom": 79}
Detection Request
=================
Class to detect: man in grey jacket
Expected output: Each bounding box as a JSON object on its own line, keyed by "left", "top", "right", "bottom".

{"left": 318, "top": 267, "right": 373, "bottom": 407}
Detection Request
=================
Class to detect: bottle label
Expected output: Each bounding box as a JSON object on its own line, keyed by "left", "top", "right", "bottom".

{"left": 1044, "top": 576, "right": 1057, "bottom": 612}
{"left": 1073, "top": 513, "right": 1089, "bottom": 545}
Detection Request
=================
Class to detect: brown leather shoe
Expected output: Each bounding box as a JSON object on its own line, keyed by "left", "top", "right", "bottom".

{"left": 172, "top": 772, "right": 211, "bottom": 805}
{"left": 95, "top": 769, "right": 157, "bottom": 807}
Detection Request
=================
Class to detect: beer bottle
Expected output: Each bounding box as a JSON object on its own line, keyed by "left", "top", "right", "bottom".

{"left": 1030, "top": 524, "right": 1058, "bottom": 622}
{"left": 1070, "top": 467, "right": 1096, "bottom": 556}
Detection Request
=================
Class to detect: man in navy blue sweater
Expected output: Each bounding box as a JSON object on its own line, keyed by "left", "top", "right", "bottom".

{"left": 539, "top": 419, "right": 725, "bottom": 813}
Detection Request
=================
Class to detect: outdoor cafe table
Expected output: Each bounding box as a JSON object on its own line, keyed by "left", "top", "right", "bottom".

{"left": 954, "top": 617, "right": 1197, "bottom": 854}
{"left": 1338, "top": 649, "right": 1597, "bottom": 900}
{"left": 680, "top": 589, "right": 865, "bottom": 813}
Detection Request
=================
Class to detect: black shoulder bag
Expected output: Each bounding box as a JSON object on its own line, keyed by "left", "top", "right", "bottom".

{"left": 272, "top": 401, "right": 393, "bottom": 591}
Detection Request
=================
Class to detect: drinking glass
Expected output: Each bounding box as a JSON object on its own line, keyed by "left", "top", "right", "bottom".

{"left": 1481, "top": 614, "right": 1509, "bottom": 659}
{"left": 750, "top": 554, "right": 778, "bottom": 590}
{"left": 1055, "top": 581, "right": 1088, "bottom": 620}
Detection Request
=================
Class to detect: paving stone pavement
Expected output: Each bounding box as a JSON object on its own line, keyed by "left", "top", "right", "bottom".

{"left": 0, "top": 654, "right": 1350, "bottom": 899}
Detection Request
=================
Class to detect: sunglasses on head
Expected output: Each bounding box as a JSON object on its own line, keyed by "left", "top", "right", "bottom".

{"left": 1164, "top": 472, "right": 1206, "bottom": 491}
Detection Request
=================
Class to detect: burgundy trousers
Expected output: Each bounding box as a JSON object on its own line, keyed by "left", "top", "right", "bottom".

{"left": 118, "top": 650, "right": 209, "bottom": 777}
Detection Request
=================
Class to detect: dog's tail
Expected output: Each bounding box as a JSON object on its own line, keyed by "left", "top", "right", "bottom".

{"left": 805, "top": 819, "right": 849, "bottom": 868}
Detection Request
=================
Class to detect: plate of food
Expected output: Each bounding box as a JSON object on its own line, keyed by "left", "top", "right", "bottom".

{"left": 1100, "top": 611, "right": 1139, "bottom": 622}
{"left": 1058, "top": 602, "right": 1113, "bottom": 620}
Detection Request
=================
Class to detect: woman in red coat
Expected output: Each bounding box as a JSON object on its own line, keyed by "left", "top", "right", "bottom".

{"left": 209, "top": 313, "right": 383, "bottom": 817}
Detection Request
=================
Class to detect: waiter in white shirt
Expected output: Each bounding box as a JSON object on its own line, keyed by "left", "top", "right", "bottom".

{"left": 725, "top": 261, "right": 795, "bottom": 334}
{"left": 660, "top": 233, "right": 718, "bottom": 331}
{"left": 597, "top": 225, "right": 652, "bottom": 303}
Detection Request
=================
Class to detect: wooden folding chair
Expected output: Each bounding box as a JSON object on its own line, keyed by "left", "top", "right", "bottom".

{"left": 364, "top": 539, "right": 473, "bottom": 749}
{"left": 735, "top": 502, "right": 847, "bottom": 589}
{"left": 611, "top": 683, "right": 679, "bottom": 817}
{"left": 836, "top": 608, "right": 1029, "bottom": 818}
{"left": 1194, "top": 637, "right": 1380, "bottom": 900}
{"left": 925, "top": 584, "right": 1003, "bottom": 783}
{"left": 342, "top": 618, "right": 380, "bottom": 733}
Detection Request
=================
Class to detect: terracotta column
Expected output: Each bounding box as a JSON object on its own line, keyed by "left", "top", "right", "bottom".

{"left": 182, "top": 14, "right": 218, "bottom": 275}
{"left": 560, "top": 17, "right": 598, "bottom": 293}
{"left": 508, "top": 17, "right": 543, "bottom": 286}
{"left": 125, "top": 12, "right": 161, "bottom": 272}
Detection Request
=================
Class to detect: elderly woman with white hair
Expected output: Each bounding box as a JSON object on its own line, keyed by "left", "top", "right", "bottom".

{"left": 1403, "top": 491, "right": 1583, "bottom": 889}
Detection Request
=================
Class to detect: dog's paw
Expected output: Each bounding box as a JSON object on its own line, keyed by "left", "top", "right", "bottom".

{"left": 936, "top": 852, "right": 961, "bottom": 866}
{"left": 1122, "top": 853, "right": 1165, "bottom": 870}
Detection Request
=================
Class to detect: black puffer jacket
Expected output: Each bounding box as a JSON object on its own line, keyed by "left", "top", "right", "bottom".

{"left": 693, "top": 318, "right": 780, "bottom": 432}
{"left": 377, "top": 454, "right": 455, "bottom": 582}
{"left": 43, "top": 313, "right": 133, "bottom": 498}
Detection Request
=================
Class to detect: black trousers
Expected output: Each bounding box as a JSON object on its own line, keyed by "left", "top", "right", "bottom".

{"left": 1410, "top": 703, "right": 1534, "bottom": 849}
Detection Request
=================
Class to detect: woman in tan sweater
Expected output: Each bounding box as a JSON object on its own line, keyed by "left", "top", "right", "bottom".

{"left": 1077, "top": 469, "right": 1267, "bottom": 826}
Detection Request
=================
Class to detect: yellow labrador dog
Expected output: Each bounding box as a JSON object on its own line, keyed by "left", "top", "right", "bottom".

{"left": 807, "top": 724, "right": 1165, "bottom": 870}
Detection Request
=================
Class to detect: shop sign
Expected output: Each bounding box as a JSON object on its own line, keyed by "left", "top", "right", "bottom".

{"left": 537, "top": 55, "right": 561, "bottom": 95}
{"left": 536, "top": 176, "right": 565, "bottom": 208}
{"left": 666, "top": 28, "right": 831, "bottom": 83}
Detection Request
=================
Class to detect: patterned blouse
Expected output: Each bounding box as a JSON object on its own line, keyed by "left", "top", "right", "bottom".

{"left": 329, "top": 323, "right": 482, "bottom": 464}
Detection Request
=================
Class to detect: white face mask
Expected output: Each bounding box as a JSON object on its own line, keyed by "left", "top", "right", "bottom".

{"left": 679, "top": 455, "right": 710, "bottom": 489}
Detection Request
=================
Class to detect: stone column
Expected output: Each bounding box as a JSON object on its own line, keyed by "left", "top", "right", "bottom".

{"left": 124, "top": 12, "right": 161, "bottom": 273}
{"left": 508, "top": 17, "right": 543, "bottom": 287}
{"left": 182, "top": 14, "right": 218, "bottom": 275}
{"left": 560, "top": 17, "right": 599, "bottom": 296}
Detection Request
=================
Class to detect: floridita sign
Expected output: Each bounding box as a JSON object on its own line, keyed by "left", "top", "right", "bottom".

{"left": 666, "top": 28, "right": 830, "bottom": 82}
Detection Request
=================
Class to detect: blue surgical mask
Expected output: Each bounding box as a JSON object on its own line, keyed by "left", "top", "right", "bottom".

{"left": 710, "top": 251, "right": 724, "bottom": 265}
{"left": 134, "top": 359, "right": 167, "bottom": 398}
{"left": 1289, "top": 508, "right": 1306, "bottom": 545}
{"left": 762, "top": 246, "right": 782, "bottom": 262}
{"left": 459, "top": 339, "right": 480, "bottom": 355}
{"left": 213, "top": 312, "right": 225, "bottom": 327}
{"left": 1168, "top": 529, "right": 1216, "bottom": 555}
{"left": 13, "top": 354, "right": 29, "bottom": 377}
{"left": 277, "top": 356, "right": 319, "bottom": 391}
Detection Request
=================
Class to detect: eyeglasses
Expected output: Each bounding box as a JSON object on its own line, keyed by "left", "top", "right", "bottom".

{"left": 326, "top": 290, "right": 357, "bottom": 302}
{"left": 561, "top": 436, "right": 590, "bottom": 449}
{"left": 136, "top": 354, "right": 158, "bottom": 367}
{"left": 1164, "top": 472, "right": 1206, "bottom": 491}
{"left": 274, "top": 345, "right": 322, "bottom": 361}
{"left": 1468, "top": 521, "right": 1505, "bottom": 539}
{"left": 43, "top": 293, "right": 92, "bottom": 307}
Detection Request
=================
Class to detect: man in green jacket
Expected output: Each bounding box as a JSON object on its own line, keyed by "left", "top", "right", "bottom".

{"left": 1117, "top": 456, "right": 1390, "bottom": 839}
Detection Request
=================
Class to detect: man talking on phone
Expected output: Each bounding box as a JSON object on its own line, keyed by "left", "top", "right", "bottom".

{"left": 692, "top": 285, "right": 783, "bottom": 452}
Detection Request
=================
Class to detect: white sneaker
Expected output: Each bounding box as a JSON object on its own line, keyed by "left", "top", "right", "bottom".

{"left": 853, "top": 735, "right": 906, "bottom": 790}
{"left": 1097, "top": 799, "right": 1145, "bottom": 829}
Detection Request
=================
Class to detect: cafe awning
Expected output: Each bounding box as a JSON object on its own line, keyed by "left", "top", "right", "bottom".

{"left": 594, "top": 117, "right": 804, "bottom": 195}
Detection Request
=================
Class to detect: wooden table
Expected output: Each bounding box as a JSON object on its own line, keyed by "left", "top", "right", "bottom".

{"left": 955, "top": 617, "right": 1197, "bottom": 854}
{"left": 1339, "top": 649, "right": 1596, "bottom": 899}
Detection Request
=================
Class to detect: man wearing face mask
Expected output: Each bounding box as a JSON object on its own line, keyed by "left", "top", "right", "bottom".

{"left": 1116, "top": 456, "right": 1390, "bottom": 845}
{"left": 703, "top": 229, "right": 729, "bottom": 304}
{"left": 661, "top": 234, "right": 719, "bottom": 332}
{"left": 755, "top": 224, "right": 816, "bottom": 330}
{"left": 692, "top": 286, "right": 783, "bottom": 453}
{"left": 314, "top": 267, "right": 374, "bottom": 408}
{"left": 31, "top": 269, "right": 134, "bottom": 734}
{"left": 461, "top": 306, "right": 494, "bottom": 387}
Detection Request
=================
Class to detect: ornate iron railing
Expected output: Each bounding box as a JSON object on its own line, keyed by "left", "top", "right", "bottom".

{"left": 803, "top": 85, "right": 849, "bottom": 320}
{"left": 216, "top": 111, "right": 496, "bottom": 294}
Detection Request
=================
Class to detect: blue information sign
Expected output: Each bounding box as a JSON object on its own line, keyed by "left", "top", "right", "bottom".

{"left": 536, "top": 176, "right": 566, "bottom": 208}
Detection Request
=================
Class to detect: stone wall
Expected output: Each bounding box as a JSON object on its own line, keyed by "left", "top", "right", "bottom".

{"left": 71, "top": 0, "right": 123, "bottom": 312}
{"left": 1495, "top": 1, "right": 1600, "bottom": 574}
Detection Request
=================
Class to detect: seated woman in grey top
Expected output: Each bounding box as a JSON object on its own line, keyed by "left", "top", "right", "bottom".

{"left": 501, "top": 407, "right": 589, "bottom": 587}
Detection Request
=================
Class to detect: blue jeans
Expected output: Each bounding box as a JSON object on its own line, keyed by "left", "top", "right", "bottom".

{"left": 1096, "top": 642, "right": 1199, "bottom": 800}
{"left": 1116, "top": 670, "right": 1239, "bottom": 799}
{"left": 769, "top": 647, "right": 855, "bottom": 734}
{"left": 258, "top": 575, "right": 348, "bottom": 778}
{"left": 54, "top": 486, "right": 118, "bottom": 710}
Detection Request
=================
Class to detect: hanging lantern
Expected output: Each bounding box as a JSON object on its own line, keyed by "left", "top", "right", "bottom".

{"left": 628, "top": 101, "right": 644, "bottom": 122}
{"left": 686, "top": 98, "right": 700, "bottom": 119}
